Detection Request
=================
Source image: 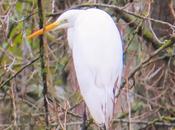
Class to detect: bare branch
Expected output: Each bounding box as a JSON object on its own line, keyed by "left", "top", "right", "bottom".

{"left": 0, "top": 57, "right": 40, "bottom": 89}
{"left": 37, "top": 0, "right": 49, "bottom": 129}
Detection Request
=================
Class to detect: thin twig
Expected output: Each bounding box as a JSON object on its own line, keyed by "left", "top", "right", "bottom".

{"left": 10, "top": 85, "right": 17, "bottom": 130}
{"left": 0, "top": 118, "right": 175, "bottom": 128}
{"left": 128, "top": 39, "right": 174, "bottom": 80}
{"left": 0, "top": 57, "right": 40, "bottom": 89}
{"left": 73, "top": 3, "right": 175, "bottom": 29}
{"left": 117, "top": 39, "right": 174, "bottom": 97}
{"left": 113, "top": 118, "right": 175, "bottom": 127}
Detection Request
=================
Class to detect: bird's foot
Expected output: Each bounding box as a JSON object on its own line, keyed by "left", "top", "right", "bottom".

{"left": 99, "top": 123, "right": 107, "bottom": 130}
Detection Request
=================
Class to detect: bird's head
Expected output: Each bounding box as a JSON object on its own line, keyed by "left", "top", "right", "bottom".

{"left": 27, "top": 9, "right": 81, "bottom": 39}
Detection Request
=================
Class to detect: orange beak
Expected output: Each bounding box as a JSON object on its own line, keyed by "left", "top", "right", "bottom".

{"left": 27, "top": 21, "right": 59, "bottom": 39}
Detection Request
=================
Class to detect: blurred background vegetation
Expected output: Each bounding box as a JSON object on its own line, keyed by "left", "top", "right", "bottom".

{"left": 0, "top": 0, "right": 175, "bottom": 130}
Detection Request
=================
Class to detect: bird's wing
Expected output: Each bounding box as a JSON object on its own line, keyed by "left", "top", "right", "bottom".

{"left": 68, "top": 9, "right": 123, "bottom": 127}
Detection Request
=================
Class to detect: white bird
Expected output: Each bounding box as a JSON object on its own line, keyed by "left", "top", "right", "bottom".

{"left": 28, "top": 8, "right": 123, "bottom": 129}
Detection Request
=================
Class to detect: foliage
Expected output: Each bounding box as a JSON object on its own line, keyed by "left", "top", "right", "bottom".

{"left": 0, "top": 0, "right": 175, "bottom": 130}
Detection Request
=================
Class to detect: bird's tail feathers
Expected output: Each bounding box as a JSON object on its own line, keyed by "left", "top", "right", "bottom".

{"left": 82, "top": 86, "right": 114, "bottom": 129}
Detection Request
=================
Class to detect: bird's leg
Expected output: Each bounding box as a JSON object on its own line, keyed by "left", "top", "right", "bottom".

{"left": 103, "top": 124, "right": 107, "bottom": 130}
{"left": 99, "top": 124, "right": 107, "bottom": 130}
{"left": 81, "top": 103, "right": 88, "bottom": 130}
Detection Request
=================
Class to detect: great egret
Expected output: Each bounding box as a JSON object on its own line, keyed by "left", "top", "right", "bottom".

{"left": 28, "top": 8, "right": 123, "bottom": 129}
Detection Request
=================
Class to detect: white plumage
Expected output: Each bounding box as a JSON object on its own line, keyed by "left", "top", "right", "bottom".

{"left": 28, "top": 8, "right": 123, "bottom": 128}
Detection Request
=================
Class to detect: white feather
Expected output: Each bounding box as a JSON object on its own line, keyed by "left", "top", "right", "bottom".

{"left": 58, "top": 8, "right": 123, "bottom": 127}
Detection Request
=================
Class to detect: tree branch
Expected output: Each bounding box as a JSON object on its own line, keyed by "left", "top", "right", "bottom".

{"left": 72, "top": 3, "right": 175, "bottom": 29}
{"left": 37, "top": 0, "right": 49, "bottom": 129}
{"left": 113, "top": 118, "right": 175, "bottom": 127}
{"left": 116, "top": 38, "right": 175, "bottom": 97}
{"left": 128, "top": 39, "right": 175, "bottom": 80}
{"left": 0, "top": 57, "right": 40, "bottom": 89}
{"left": 70, "top": 3, "right": 174, "bottom": 49}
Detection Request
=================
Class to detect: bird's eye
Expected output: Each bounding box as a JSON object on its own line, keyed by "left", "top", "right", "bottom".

{"left": 60, "top": 19, "right": 68, "bottom": 24}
